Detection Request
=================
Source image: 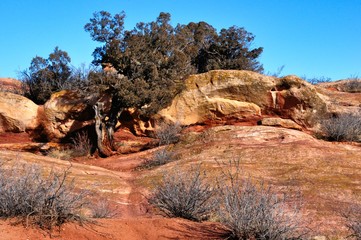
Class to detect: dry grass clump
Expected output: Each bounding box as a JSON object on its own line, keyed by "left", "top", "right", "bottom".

{"left": 71, "top": 131, "right": 92, "bottom": 157}
{"left": 0, "top": 161, "right": 89, "bottom": 229}
{"left": 47, "top": 131, "right": 93, "bottom": 160}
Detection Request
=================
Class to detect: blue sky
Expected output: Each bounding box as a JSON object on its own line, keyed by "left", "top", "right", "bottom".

{"left": 0, "top": 0, "right": 360, "bottom": 80}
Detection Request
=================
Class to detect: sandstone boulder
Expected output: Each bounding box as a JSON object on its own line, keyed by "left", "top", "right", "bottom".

{"left": 39, "top": 90, "right": 98, "bottom": 141}
{"left": 158, "top": 70, "right": 328, "bottom": 128}
{"left": 0, "top": 92, "right": 38, "bottom": 133}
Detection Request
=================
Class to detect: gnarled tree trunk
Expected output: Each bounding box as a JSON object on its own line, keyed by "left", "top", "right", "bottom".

{"left": 93, "top": 102, "right": 115, "bottom": 157}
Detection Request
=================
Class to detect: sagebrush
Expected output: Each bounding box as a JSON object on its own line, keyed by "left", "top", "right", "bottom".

{"left": 342, "top": 203, "right": 361, "bottom": 239}
{"left": 154, "top": 122, "right": 182, "bottom": 145}
{"left": 0, "top": 161, "right": 89, "bottom": 229}
{"left": 320, "top": 112, "right": 361, "bottom": 142}
{"left": 149, "top": 166, "right": 216, "bottom": 221}
{"left": 140, "top": 147, "right": 175, "bottom": 169}
{"left": 216, "top": 160, "right": 306, "bottom": 240}
{"left": 91, "top": 197, "right": 117, "bottom": 218}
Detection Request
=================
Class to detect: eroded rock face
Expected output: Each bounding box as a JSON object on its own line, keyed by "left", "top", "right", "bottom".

{"left": 158, "top": 70, "right": 328, "bottom": 128}
{"left": 0, "top": 92, "right": 39, "bottom": 133}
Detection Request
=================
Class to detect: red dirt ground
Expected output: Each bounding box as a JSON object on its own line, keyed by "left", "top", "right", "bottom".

{"left": 0, "top": 132, "right": 228, "bottom": 240}
{"left": 1, "top": 124, "right": 360, "bottom": 239}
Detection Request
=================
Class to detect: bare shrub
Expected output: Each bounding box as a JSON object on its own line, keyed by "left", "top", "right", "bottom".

{"left": 320, "top": 113, "right": 361, "bottom": 142}
{"left": 342, "top": 203, "right": 361, "bottom": 239}
{"left": 154, "top": 121, "right": 182, "bottom": 145}
{"left": 0, "top": 162, "right": 89, "bottom": 229}
{"left": 343, "top": 75, "right": 361, "bottom": 93}
{"left": 304, "top": 76, "right": 332, "bottom": 85}
{"left": 140, "top": 147, "right": 175, "bottom": 169}
{"left": 71, "top": 131, "right": 92, "bottom": 157}
{"left": 216, "top": 160, "right": 306, "bottom": 240}
{"left": 266, "top": 65, "right": 285, "bottom": 77}
{"left": 91, "top": 198, "right": 117, "bottom": 218}
{"left": 149, "top": 166, "right": 216, "bottom": 221}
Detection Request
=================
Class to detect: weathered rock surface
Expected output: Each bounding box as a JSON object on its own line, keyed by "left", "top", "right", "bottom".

{"left": 38, "top": 90, "right": 97, "bottom": 141}
{"left": 315, "top": 85, "right": 361, "bottom": 116}
{"left": 0, "top": 71, "right": 341, "bottom": 140}
{"left": 0, "top": 92, "right": 39, "bottom": 133}
{"left": 141, "top": 125, "right": 361, "bottom": 237}
{"left": 158, "top": 70, "right": 327, "bottom": 128}
{"left": 260, "top": 117, "right": 302, "bottom": 130}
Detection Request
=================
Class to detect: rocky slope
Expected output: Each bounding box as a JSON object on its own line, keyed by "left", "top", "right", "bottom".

{"left": 1, "top": 125, "right": 360, "bottom": 239}
{"left": 0, "top": 71, "right": 360, "bottom": 239}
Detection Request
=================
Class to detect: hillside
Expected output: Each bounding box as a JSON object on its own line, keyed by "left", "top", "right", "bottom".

{"left": 0, "top": 71, "right": 360, "bottom": 239}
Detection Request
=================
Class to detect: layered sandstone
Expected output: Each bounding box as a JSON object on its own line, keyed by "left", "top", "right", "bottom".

{"left": 158, "top": 70, "right": 327, "bottom": 128}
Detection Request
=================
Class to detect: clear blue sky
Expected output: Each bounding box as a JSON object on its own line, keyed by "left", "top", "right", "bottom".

{"left": 0, "top": 0, "right": 360, "bottom": 80}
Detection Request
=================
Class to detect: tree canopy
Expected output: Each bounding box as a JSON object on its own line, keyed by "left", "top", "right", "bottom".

{"left": 84, "top": 11, "right": 263, "bottom": 115}
{"left": 21, "top": 47, "right": 75, "bottom": 104}
{"left": 20, "top": 11, "right": 264, "bottom": 156}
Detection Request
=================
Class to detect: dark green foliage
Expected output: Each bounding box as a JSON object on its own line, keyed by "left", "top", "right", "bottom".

{"left": 84, "top": 11, "right": 263, "bottom": 116}
{"left": 20, "top": 47, "right": 70, "bottom": 104}
{"left": 20, "top": 47, "right": 89, "bottom": 104}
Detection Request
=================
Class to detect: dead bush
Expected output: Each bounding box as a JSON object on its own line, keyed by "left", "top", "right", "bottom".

{"left": 342, "top": 203, "right": 361, "bottom": 239}
{"left": 149, "top": 166, "right": 216, "bottom": 221}
{"left": 154, "top": 122, "right": 182, "bottom": 145}
{"left": 305, "top": 76, "right": 332, "bottom": 85}
{"left": 343, "top": 75, "right": 361, "bottom": 93}
{"left": 216, "top": 160, "right": 306, "bottom": 240}
{"left": 320, "top": 113, "right": 361, "bottom": 142}
{"left": 71, "top": 131, "right": 92, "bottom": 157}
{"left": 91, "top": 198, "right": 117, "bottom": 218}
{"left": 140, "top": 147, "right": 175, "bottom": 169}
{"left": 0, "top": 162, "right": 89, "bottom": 229}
